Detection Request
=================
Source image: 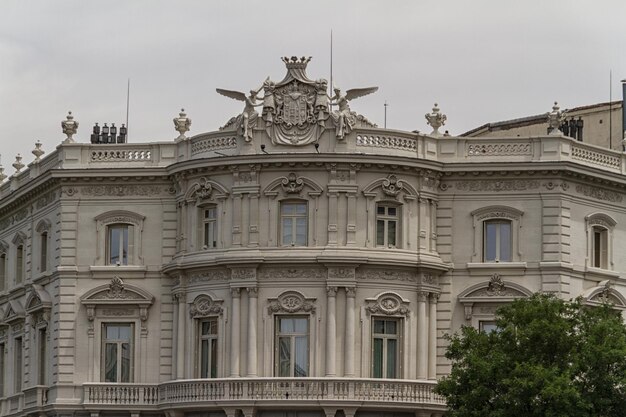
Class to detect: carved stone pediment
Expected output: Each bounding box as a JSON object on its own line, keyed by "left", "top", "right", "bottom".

{"left": 190, "top": 294, "right": 224, "bottom": 318}
{"left": 581, "top": 280, "right": 626, "bottom": 309}
{"left": 365, "top": 292, "right": 410, "bottom": 317}
{"left": 3, "top": 299, "right": 25, "bottom": 324}
{"left": 362, "top": 174, "right": 418, "bottom": 201}
{"left": 268, "top": 291, "right": 316, "bottom": 314}
{"left": 458, "top": 275, "right": 533, "bottom": 320}
{"left": 81, "top": 277, "right": 154, "bottom": 313}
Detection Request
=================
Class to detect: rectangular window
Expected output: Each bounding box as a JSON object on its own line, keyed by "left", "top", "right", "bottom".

{"left": 376, "top": 204, "right": 399, "bottom": 248}
{"left": 479, "top": 320, "right": 498, "bottom": 333}
{"left": 199, "top": 318, "right": 218, "bottom": 378}
{"left": 15, "top": 337, "right": 22, "bottom": 392}
{"left": 372, "top": 318, "right": 400, "bottom": 378}
{"left": 40, "top": 232, "right": 48, "bottom": 272}
{"left": 16, "top": 245, "right": 24, "bottom": 284}
{"left": 107, "top": 225, "right": 133, "bottom": 265}
{"left": 0, "top": 343, "right": 4, "bottom": 396}
{"left": 484, "top": 220, "right": 512, "bottom": 262}
{"left": 102, "top": 323, "right": 133, "bottom": 382}
{"left": 280, "top": 202, "right": 308, "bottom": 246}
{"left": 0, "top": 253, "right": 5, "bottom": 292}
{"left": 275, "top": 316, "right": 309, "bottom": 377}
{"left": 203, "top": 207, "right": 218, "bottom": 249}
{"left": 39, "top": 328, "right": 47, "bottom": 385}
{"left": 592, "top": 226, "right": 608, "bottom": 269}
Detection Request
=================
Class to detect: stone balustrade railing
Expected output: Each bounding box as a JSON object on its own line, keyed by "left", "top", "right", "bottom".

{"left": 83, "top": 378, "right": 444, "bottom": 408}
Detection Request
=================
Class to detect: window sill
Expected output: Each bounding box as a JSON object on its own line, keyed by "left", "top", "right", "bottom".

{"left": 89, "top": 265, "right": 147, "bottom": 279}
{"left": 585, "top": 267, "right": 620, "bottom": 279}
{"left": 466, "top": 262, "right": 527, "bottom": 271}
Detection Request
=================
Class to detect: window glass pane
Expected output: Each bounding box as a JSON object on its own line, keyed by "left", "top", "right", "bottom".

{"left": 376, "top": 220, "right": 385, "bottom": 246}
{"left": 118, "top": 325, "right": 131, "bottom": 340}
{"left": 479, "top": 321, "right": 498, "bottom": 333}
{"left": 278, "top": 337, "right": 291, "bottom": 377}
{"left": 281, "top": 204, "right": 295, "bottom": 215}
{"left": 295, "top": 203, "right": 307, "bottom": 215}
{"left": 294, "top": 318, "right": 308, "bottom": 333}
{"left": 386, "top": 320, "right": 397, "bottom": 335}
{"left": 499, "top": 222, "right": 511, "bottom": 261}
{"left": 386, "top": 339, "right": 397, "bottom": 378}
{"left": 106, "top": 325, "right": 119, "bottom": 340}
{"left": 282, "top": 219, "right": 293, "bottom": 245}
{"left": 122, "top": 226, "right": 129, "bottom": 265}
{"left": 295, "top": 218, "right": 307, "bottom": 245}
{"left": 104, "top": 343, "right": 117, "bottom": 382}
{"left": 388, "top": 207, "right": 397, "bottom": 216}
{"left": 373, "top": 319, "right": 385, "bottom": 334}
{"left": 121, "top": 342, "right": 131, "bottom": 382}
{"left": 279, "top": 318, "right": 294, "bottom": 333}
{"left": 388, "top": 221, "right": 397, "bottom": 247}
{"left": 373, "top": 338, "right": 383, "bottom": 378}
{"left": 109, "top": 228, "right": 120, "bottom": 264}
{"left": 210, "top": 339, "right": 218, "bottom": 378}
{"left": 594, "top": 229, "right": 602, "bottom": 268}
{"left": 294, "top": 336, "right": 308, "bottom": 377}
{"left": 484, "top": 222, "right": 497, "bottom": 261}
{"left": 377, "top": 206, "right": 385, "bottom": 215}
{"left": 201, "top": 340, "right": 209, "bottom": 378}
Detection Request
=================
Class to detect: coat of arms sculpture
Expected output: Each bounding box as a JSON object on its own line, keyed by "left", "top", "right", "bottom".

{"left": 217, "top": 56, "right": 378, "bottom": 146}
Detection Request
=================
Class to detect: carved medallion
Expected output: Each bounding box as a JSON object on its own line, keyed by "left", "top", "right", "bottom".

{"left": 268, "top": 291, "right": 316, "bottom": 314}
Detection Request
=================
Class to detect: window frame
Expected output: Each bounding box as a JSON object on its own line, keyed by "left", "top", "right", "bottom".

{"left": 201, "top": 205, "right": 218, "bottom": 250}
{"left": 15, "top": 244, "right": 24, "bottom": 285}
{"left": 197, "top": 318, "right": 219, "bottom": 378}
{"left": 106, "top": 223, "right": 133, "bottom": 266}
{"left": 471, "top": 206, "right": 523, "bottom": 264}
{"left": 585, "top": 213, "right": 616, "bottom": 271}
{"left": 375, "top": 203, "right": 401, "bottom": 248}
{"left": 14, "top": 336, "right": 23, "bottom": 392}
{"left": 371, "top": 317, "right": 402, "bottom": 379}
{"left": 274, "top": 315, "right": 310, "bottom": 377}
{"left": 279, "top": 200, "right": 309, "bottom": 247}
{"left": 483, "top": 219, "right": 512, "bottom": 262}
{"left": 0, "top": 251, "right": 6, "bottom": 292}
{"left": 101, "top": 322, "right": 134, "bottom": 383}
{"left": 95, "top": 210, "right": 145, "bottom": 266}
{"left": 0, "top": 342, "right": 5, "bottom": 397}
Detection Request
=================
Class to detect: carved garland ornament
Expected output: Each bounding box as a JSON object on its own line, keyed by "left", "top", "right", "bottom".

{"left": 365, "top": 292, "right": 410, "bottom": 316}
{"left": 268, "top": 291, "right": 316, "bottom": 314}
{"left": 281, "top": 173, "right": 305, "bottom": 194}
{"left": 190, "top": 295, "right": 224, "bottom": 318}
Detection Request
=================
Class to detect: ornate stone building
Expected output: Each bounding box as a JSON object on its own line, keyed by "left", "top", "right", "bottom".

{"left": 1, "top": 57, "right": 626, "bottom": 417}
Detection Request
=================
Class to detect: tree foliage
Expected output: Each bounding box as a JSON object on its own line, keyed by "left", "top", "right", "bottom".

{"left": 435, "top": 294, "right": 626, "bottom": 417}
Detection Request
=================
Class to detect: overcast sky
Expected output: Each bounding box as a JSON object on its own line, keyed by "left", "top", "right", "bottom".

{"left": 1, "top": 0, "right": 625, "bottom": 169}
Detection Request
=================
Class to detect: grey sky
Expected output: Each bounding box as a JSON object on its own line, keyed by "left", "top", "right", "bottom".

{"left": 1, "top": 0, "right": 625, "bottom": 169}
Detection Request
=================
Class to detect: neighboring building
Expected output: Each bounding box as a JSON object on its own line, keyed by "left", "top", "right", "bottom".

{"left": 1, "top": 57, "right": 626, "bottom": 417}
{"left": 462, "top": 100, "right": 625, "bottom": 151}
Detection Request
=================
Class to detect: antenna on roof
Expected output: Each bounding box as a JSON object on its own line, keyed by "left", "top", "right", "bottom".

{"left": 609, "top": 70, "right": 612, "bottom": 149}
{"left": 329, "top": 30, "right": 333, "bottom": 99}
{"left": 126, "top": 78, "right": 131, "bottom": 142}
{"left": 384, "top": 101, "right": 389, "bottom": 128}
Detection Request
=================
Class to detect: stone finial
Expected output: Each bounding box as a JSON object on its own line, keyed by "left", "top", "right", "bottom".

{"left": 61, "top": 111, "right": 79, "bottom": 143}
{"left": 425, "top": 103, "right": 447, "bottom": 137}
{"left": 173, "top": 108, "right": 191, "bottom": 141}
{"left": 12, "top": 154, "right": 24, "bottom": 173}
{"left": 0, "top": 164, "right": 6, "bottom": 182}
{"left": 547, "top": 102, "right": 565, "bottom": 135}
{"left": 32, "top": 141, "right": 45, "bottom": 162}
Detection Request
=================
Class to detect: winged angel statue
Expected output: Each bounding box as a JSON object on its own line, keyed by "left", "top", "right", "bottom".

{"left": 216, "top": 85, "right": 264, "bottom": 142}
{"left": 330, "top": 86, "right": 378, "bottom": 138}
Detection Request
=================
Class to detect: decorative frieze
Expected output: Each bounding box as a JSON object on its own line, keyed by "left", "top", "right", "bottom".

{"left": 358, "top": 268, "right": 418, "bottom": 282}
{"left": 575, "top": 184, "right": 623, "bottom": 202}
{"left": 230, "top": 267, "right": 256, "bottom": 280}
{"left": 189, "top": 270, "right": 229, "bottom": 283}
{"left": 81, "top": 184, "right": 167, "bottom": 197}
{"left": 455, "top": 180, "right": 540, "bottom": 192}
{"left": 189, "top": 295, "right": 224, "bottom": 318}
{"left": 365, "top": 292, "right": 410, "bottom": 316}
{"left": 0, "top": 207, "right": 29, "bottom": 232}
{"left": 258, "top": 267, "right": 326, "bottom": 280}
{"left": 327, "top": 267, "right": 356, "bottom": 280}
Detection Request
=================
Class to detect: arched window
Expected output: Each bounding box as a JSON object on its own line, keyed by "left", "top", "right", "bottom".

{"left": 35, "top": 219, "right": 52, "bottom": 274}
{"left": 471, "top": 206, "right": 523, "bottom": 263}
{"left": 0, "top": 241, "right": 7, "bottom": 292}
{"left": 585, "top": 213, "right": 616, "bottom": 271}
{"left": 94, "top": 211, "right": 145, "bottom": 266}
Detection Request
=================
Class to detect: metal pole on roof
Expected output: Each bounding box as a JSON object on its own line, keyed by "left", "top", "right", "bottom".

{"left": 609, "top": 70, "right": 612, "bottom": 149}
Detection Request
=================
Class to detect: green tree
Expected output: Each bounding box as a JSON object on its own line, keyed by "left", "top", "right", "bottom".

{"left": 435, "top": 293, "right": 626, "bottom": 417}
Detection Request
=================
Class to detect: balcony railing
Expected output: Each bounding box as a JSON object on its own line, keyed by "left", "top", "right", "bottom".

{"left": 83, "top": 378, "right": 444, "bottom": 408}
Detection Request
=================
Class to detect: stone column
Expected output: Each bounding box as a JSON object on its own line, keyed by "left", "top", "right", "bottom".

{"left": 176, "top": 292, "right": 186, "bottom": 379}
{"left": 417, "top": 291, "right": 428, "bottom": 379}
{"left": 230, "top": 288, "right": 241, "bottom": 377}
{"left": 246, "top": 287, "right": 258, "bottom": 377}
{"left": 326, "top": 286, "right": 337, "bottom": 376}
{"left": 171, "top": 295, "right": 178, "bottom": 379}
{"left": 428, "top": 293, "right": 439, "bottom": 379}
{"left": 344, "top": 287, "right": 356, "bottom": 377}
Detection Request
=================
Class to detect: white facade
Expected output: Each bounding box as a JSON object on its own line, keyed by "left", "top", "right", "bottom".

{"left": 1, "top": 58, "right": 626, "bottom": 417}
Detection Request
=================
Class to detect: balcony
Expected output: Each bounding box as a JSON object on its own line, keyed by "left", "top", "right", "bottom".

{"left": 83, "top": 378, "right": 444, "bottom": 410}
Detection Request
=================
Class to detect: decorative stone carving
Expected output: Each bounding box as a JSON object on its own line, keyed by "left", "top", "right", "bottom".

{"left": 61, "top": 111, "right": 79, "bottom": 143}
{"left": 365, "top": 292, "right": 410, "bottom": 316}
{"left": 173, "top": 108, "right": 191, "bottom": 141}
{"left": 543, "top": 181, "right": 569, "bottom": 191}
{"left": 486, "top": 274, "right": 505, "bottom": 296}
{"left": 230, "top": 267, "right": 256, "bottom": 280}
{"left": 547, "top": 102, "right": 565, "bottom": 135}
{"left": 257, "top": 267, "right": 326, "bottom": 280}
{"left": 382, "top": 174, "right": 404, "bottom": 198}
{"left": 190, "top": 295, "right": 224, "bottom": 318}
{"left": 216, "top": 87, "right": 263, "bottom": 142}
{"left": 101, "top": 308, "right": 135, "bottom": 317}
{"left": 358, "top": 269, "right": 418, "bottom": 282}
{"left": 281, "top": 173, "right": 304, "bottom": 194}
{"left": 12, "top": 154, "right": 24, "bottom": 173}
{"left": 330, "top": 84, "right": 378, "bottom": 139}
{"left": 81, "top": 184, "right": 166, "bottom": 197}
{"left": 268, "top": 291, "right": 316, "bottom": 314}
{"left": 467, "top": 142, "right": 532, "bottom": 156}
{"left": 346, "top": 287, "right": 357, "bottom": 298}
{"left": 425, "top": 103, "right": 447, "bottom": 137}
{"left": 195, "top": 177, "right": 213, "bottom": 201}
{"left": 328, "top": 267, "right": 356, "bottom": 280}
{"left": 455, "top": 180, "right": 540, "bottom": 192}
{"left": 35, "top": 191, "right": 57, "bottom": 210}
{"left": 32, "top": 141, "right": 45, "bottom": 162}
{"left": 189, "top": 270, "right": 229, "bottom": 283}
{"left": 575, "top": 184, "right": 623, "bottom": 202}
